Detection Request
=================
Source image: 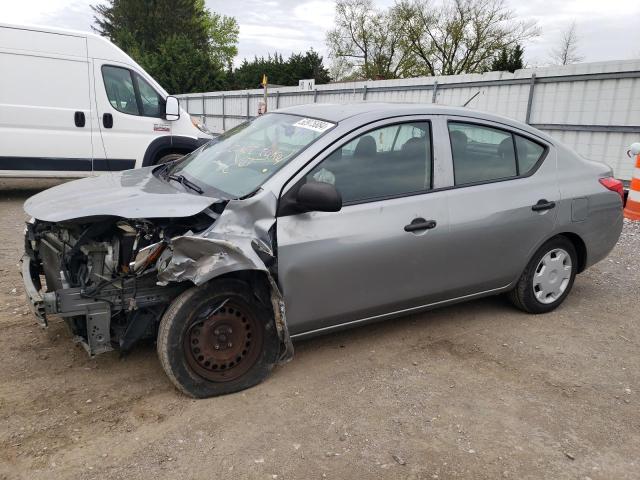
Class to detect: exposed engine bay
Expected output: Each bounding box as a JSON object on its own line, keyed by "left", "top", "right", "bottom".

{"left": 21, "top": 182, "right": 293, "bottom": 365}
{"left": 23, "top": 207, "right": 225, "bottom": 355}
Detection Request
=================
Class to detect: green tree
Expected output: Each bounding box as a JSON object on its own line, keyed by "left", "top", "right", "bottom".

{"left": 327, "top": 0, "right": 538, "bottom": 79}
{"left": 229, "top": 50, "right": 331, "bottom": 89}
{"left": 491, "top": 43, "right": 524, "bottom": 72}
{"left": 92, "top": 0, "right": 238, "bottom": 93}
{"left": 394, "top": 0, "right": 538, "bottom": 76}
{"left": 327, "top": 0, "right": 414, "bottom": 80}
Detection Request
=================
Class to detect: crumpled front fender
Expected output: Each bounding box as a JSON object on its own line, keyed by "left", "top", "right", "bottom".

{"left": 156, "top": 190, "right": 293, "bottom": 362}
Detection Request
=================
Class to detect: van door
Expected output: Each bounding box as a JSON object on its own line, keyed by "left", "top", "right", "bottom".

{"left": 0, "top": 25, "right": 93, "bottom": 176}
{"left": 92, "top": 61, "right": 168, "bottom": 170}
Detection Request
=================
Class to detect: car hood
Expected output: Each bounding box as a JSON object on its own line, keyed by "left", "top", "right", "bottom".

{"left": 24, "top": 167, "right": 221, "bottom": 222}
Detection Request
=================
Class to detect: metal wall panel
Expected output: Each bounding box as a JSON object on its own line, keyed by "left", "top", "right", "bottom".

{"left": 177, "top": 59, "right": 640, "bottom": 179}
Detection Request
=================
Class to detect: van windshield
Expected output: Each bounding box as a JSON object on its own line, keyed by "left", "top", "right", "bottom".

{"left": 165, "top": 113, "right": 335, "bottom": 198}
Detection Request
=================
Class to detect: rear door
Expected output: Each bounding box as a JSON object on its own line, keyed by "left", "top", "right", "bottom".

{"left": 0, "top": 25, "right": 93, "bottom": 176}
{"left": 92, "top": 61, "right": 167, "bottom": 170}
{"left": 444, "top": 118, "right": 558, "bottom": 296}
{"left": 277, "top": 117, "right": 451, "bottom": 336}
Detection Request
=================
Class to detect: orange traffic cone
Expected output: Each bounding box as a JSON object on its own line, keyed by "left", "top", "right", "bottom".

{"left": 624, "top": 144, "right": 640, "bottom": 221}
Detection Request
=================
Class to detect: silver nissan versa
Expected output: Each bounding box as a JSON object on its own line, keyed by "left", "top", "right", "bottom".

{"left": 21, "top": 104, "right": 624, "bottom": 398}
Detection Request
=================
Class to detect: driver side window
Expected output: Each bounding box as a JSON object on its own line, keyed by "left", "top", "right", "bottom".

{"left": 102, "top": 65, "right": 164, "bottom": 118}
{"left": 103, "top": 65, "right": 139, "bottom": 115}
{"left": 307, "top": 122, "right": 432, "bottom": 204}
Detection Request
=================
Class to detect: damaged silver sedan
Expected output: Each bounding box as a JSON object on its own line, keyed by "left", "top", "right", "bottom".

{"left": 21, "top": 104, "right": 623, "bottom": 397}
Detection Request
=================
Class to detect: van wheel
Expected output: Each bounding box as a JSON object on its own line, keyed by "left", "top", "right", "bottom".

{"left": 155, "top": 153, "right": 184, "bottom": 165}
{"left": 157, "top": 279, "right": 280, "bottom": 398}
{"left": 508, "top": 237, "right": 577, "bottom": 314}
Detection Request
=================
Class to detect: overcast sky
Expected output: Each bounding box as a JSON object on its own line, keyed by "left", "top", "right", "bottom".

{"left": 2, "top": 0, "right": 639, "bottom": 68}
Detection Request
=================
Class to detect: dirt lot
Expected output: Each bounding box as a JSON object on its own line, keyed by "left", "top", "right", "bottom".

{"left": 0, "top": 179, "right": 638, "bottom": 480}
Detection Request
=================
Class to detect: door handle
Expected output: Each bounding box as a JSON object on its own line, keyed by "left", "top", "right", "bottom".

{"left": 103, "top": 113, "right": 113, "bottom": 129}
{"left": 74, "top": 111, "right": 85, "bottom": 128}
{"left": 531, "top": 199, "right": 556, "bottom": 212}
{"left": 404, "top": 218, "right": 437, "bottom": 232}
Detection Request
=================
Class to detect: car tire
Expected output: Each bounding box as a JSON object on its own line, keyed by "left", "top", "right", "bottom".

{"left": 157, "top": 278, "right": 280, "bottom": 398}
{"left": 155, "top": 153, "right": 184, "bottom": 165}
{"left": 508, "top": 236, "right": 578, "bottom": 314}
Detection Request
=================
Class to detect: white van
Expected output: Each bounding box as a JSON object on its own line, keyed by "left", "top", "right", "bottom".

{"left": 0, "top": 23, "right": 211, "bottom": 177}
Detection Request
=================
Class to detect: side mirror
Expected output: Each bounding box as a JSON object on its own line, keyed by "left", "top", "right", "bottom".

{"left": 296, "top": 181, "right": 342, "bottom": 213}
{"left": 165, "top": 96, "right": 180, "bottom": 121}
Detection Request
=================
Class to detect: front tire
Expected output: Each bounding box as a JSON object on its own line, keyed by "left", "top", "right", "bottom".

{"left": 157, "top": 279, "right": 280, "bottom": 398}
{"left": 508, "top": 236, "right": 577, "bottom": 314}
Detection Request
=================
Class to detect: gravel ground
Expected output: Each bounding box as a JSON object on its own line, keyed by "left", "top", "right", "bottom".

{"left": 0, "top": 179, "right": 639, "bottom": 480}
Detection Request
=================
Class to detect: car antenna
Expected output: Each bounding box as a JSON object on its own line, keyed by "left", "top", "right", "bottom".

{"left": 462, "top": 91, "right": 481, "bottom": 107}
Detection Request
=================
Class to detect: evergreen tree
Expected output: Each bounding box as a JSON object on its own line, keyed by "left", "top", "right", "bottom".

{"left": 229, "top": 49, "right": 331, "bottom": 89}
{"left": 491, "top": 44, "right": 524, "bottom": 72}
{"left": 92, "top": 0, "right": 238, "bottom": 93}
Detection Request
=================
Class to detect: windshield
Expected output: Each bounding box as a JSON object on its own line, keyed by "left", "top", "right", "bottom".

{"left": 167, "top": 113, "right": 336, "bottom": 197}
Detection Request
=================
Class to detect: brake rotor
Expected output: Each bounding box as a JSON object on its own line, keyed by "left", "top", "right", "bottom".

{"left": 184, "top": 300, "right": 263, "bottom": 382}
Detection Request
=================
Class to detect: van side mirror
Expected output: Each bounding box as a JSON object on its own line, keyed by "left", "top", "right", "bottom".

{"left": 165, "top": 96, "right": 180, "bottom": 121}
{"left": 296, "top": 181, "right": 342, "bottom": 213}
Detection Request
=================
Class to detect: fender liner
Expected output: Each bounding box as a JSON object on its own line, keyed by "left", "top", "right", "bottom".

{"left": 142, "top": 136, "right": 210, "bottom": 167}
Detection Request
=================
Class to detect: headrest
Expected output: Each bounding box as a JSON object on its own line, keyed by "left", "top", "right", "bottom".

{"left": 450, "top": 130, "right": 468, "bottom": 151}
{"left": 354, "top": 135, "right": 377, "bottom": 158}
{"left": 401, "top": 137, "right": 427, "bottom": 158}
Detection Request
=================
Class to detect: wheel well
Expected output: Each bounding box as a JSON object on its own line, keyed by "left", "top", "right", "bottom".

{"left": 142, "top": 136, "right": 205, "bottom": 167}
{"left": 212, "top": 270, "right": 274, "bottom": 308}
{"left": 557, "top": 232, "right": 587, "bottom": 273}
{"left": 153, "top": 148, "right": 191, "bottom": 164}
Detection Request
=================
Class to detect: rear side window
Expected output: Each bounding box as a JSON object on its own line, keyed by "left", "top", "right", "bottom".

{"left": 448, "top": 122, "right": 545, "bottom": 185}
{"left": 307, "top": 121, "right": 432, "bottom": 204}
{"left": 102, "top": 65, "right": 164, "bottom": 118}
{"left": 515, "top": 135, "right": 545, "bottom": 174}
{"left": 449, "top": 122, "right": 516, "bottom": 185}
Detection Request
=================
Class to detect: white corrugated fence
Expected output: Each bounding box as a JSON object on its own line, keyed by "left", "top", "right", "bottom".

{"left": 178, "top": 59, "right": 640, "bottom": 180}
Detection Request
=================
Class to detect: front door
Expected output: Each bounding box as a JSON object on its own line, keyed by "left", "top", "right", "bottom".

{"left": 93, "top": 61, "right": 168, "bottom": 171}
{"left": 277, "top": 119, "right": 451, "bottom": 336}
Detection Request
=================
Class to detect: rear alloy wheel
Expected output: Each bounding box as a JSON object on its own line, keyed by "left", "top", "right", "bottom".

{"left": 508, "top": 237, "right": 577, "bottom": 314}
{"left": 157, "top": 279, "right": 280, "bottom": 398}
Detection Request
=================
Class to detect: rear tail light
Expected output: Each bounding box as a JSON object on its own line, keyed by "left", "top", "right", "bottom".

{"left": 599, "top": 177, "right": 625, "bottom": 202}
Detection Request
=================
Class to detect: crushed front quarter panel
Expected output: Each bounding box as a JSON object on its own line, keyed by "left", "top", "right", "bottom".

{"left": 157, "top": 189, "right": 294, "bottom": 362}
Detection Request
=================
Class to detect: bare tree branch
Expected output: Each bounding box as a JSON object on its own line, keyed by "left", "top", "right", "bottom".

{"left": 327, "top": 0, "right": 539, "bottom": 79}
{"left": 549, "top": 21, "right": 584, "bottom": 66}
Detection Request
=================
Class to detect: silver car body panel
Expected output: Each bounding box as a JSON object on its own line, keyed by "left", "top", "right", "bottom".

{"left": 24, "top": 166, "right": 221, "bottom": 222}
{"left": 151, "top": 190, "right": 294, "bottom": 361}
{"left": 22, "top": 103, "right": 623, "bottom": 356}
{"left": 438, "top": 115, "right": 560, "bottom": 298}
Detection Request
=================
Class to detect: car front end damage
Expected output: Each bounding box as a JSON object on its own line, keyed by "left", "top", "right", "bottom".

{"left": 20, "top": 191, "right": 293, "bottom": 361}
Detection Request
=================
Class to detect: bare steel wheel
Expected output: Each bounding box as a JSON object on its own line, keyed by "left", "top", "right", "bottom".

{"left": 157, "top": 279, "right": 280, "bottom": 398}
{"left": 508, "top": 236, "right": 577, "bottom": 314}
{"left": 184, "top": 301, "right": 263, "bottom": 382}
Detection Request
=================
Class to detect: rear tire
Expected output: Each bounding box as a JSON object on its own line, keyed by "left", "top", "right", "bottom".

{"left": 508, "top": 236, "right": 577, "bottom": 314}
{"left": 157, "top": 279, "right": 280, "bottom": 398}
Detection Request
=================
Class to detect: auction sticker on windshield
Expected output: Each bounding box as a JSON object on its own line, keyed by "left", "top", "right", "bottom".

{"left": 293, "top": 118, "right": 335, "bottom": 133}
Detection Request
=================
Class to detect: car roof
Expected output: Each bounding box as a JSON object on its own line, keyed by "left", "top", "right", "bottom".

{"left": 276, "top": 103, "right": 554, "bottom": 143}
